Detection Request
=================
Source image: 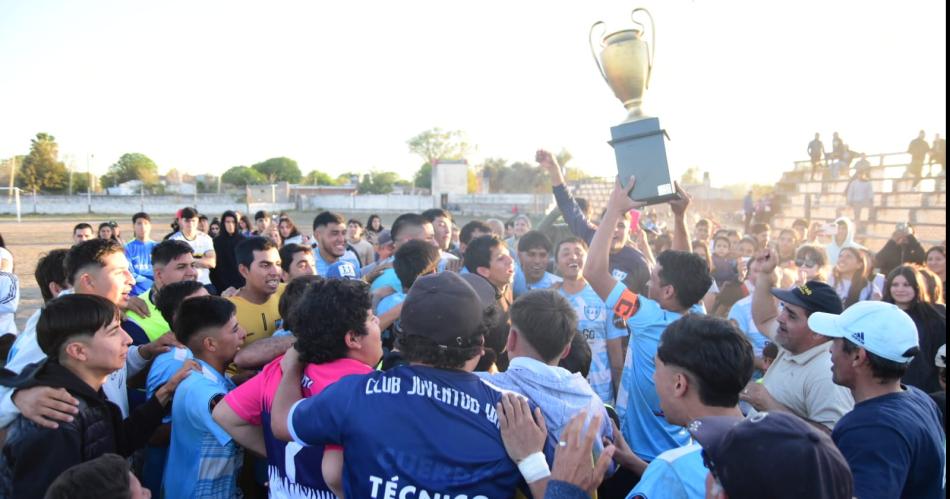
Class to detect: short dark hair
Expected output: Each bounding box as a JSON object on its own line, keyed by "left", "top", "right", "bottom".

{"left": 657, "top": 314, "right": 755, "bottom": 407}
{"left": 34, "top": 249, "right": 69, "bottom": 302}
{"left": 294, "top": 279, "right": 372, "bottom": 365}
{"left": 37, "top": 294, "right": 119, "bottom": 361}
{"left": 464, "top": 235, "right": 504, "bottom": 274}
{"left": 254, "top": 210, "right": 270, "bottom": 221}
{"left": 393, "top": 240, "right": 440, "bottom": 290}
{"left": 391, "top": 213, "right": 428, "bottom": 242}
{"left": 510, "top": 290, "right": 576, "bottom": 362}
{"left": 131, "top": 212, "right": 150, "bottom": 224}
{"left": 235, "top": 236, "right": 278, "bottom": 269}
{"left": 841, "top": 338, "right": 918, "bottom": 382}
{"left": 517, "top": 230, "right": 552, "bottom": 254}
{"left": 198, "top": 214, "right": 209, "bottom": 223}
{"left": 173, "top": 295, "right": 236, "bottom": 348}
{"left": 558, "top": 332, "right": 592, "bottom": 377}
{"left": 72, "top": 223, "right": 93, "bottom": 235}
{"left": 179, "top": 207, "right": 199, "bottom": 220}
{"left": 749, "top": 223, "right": 770, "bottom": 235}
{"left": 555, "top": 236, "right": 589, "bottom": 258}
{"left": 279, "top": 243, "right": 312, "bottom": 273}
{"left": 64, "top": 239, "right": 125, "bottom": 286}
{"left": 312, "top": 211, "right": 345, "bottom": 231}
{"left": 656, "top": 250, "right": 713, "bottom": 309}
{"left": 151, "top": 239, "right": 194, "bottom": 267}
{"left": 346, "top": 218, "right": 363, "bottom": 228}
{"left": 155, "top": 280, "right": 207, "bottom": 325}
{"left": 763, "top": 341, "right": 779, "bottom": 361}
{"left": 44, "top": 453, "right": 131, "bottom": 499}
{"left": 279, "top": 275, "right": 324, "bottom": 332}
{"left": 421, "top": 208, "right": 452, "bottom": 223}
{"left": 460, "top": 221, "right": 492, "bottom": 245}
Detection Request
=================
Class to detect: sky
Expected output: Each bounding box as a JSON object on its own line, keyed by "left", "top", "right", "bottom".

{"left": 0, "top": 0, "right": 945, "bottom": 188}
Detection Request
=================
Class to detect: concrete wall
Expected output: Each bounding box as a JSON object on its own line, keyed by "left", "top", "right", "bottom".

{"left": 0, "top": 193, "right": 293, "bottom": 216}
{"left": 303, "top": 192, "right": 554, "bottom": 216}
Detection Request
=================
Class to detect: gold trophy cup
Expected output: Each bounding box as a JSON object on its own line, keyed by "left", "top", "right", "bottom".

{"left": 590, "top": 8, "right": 675, "bottom": 205}
{"left": 589, "top": 8, "right": 655, "bottom": 123}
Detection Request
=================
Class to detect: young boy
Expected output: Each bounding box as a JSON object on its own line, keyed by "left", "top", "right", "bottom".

{"left": 163, "top": 296, "right": 251, "bottom": 498}
{"left": 0, "top": 294, "right": 191, "bottom": 498}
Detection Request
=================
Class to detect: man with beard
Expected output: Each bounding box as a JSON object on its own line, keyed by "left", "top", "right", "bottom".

{"left": 311, "top": 212, "right": 362, "bottom": 276}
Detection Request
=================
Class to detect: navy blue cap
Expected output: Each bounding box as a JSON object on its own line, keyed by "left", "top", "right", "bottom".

{"left": 770, "top": 280, "right": 843, "bottom": 315}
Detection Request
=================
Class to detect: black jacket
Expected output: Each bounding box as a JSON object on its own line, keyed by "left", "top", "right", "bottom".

{"left": 875, "top": 235, "right": 926, "bottom": 276}
{"left": 0, "top": 360, "right": 166, "bottom": 498}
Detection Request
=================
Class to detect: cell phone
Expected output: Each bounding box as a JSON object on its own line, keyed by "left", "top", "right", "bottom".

{"left": 629, "top": 210, "right": 642, "bottom": 234}
{"left": 895, "top": 222, "right": 910, "bottom": 232}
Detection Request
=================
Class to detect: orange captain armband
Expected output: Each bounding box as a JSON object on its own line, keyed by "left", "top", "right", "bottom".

{"left": 612, "top": 288, "right": 640, "bottom": 320}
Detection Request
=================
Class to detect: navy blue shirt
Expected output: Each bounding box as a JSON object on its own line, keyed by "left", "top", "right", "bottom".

{"left": 832, "top": 386, "right": 945, "bottom": 499}
{"left": 288, "top": 365, "right": 545, "bottom": 499}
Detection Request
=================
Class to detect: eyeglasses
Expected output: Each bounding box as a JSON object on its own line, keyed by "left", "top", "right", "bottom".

{"left": 795, "top": 258, "right": 819, "bottom": 268}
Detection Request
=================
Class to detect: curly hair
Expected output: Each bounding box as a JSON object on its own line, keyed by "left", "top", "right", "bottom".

{"left": 294, "top": 279, "right": 372, "bottom": 365}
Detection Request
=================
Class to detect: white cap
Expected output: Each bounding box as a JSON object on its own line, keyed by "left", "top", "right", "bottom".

{"left": 937, "top": 344, "right": 946, "bottom": 369}
{"left": 808, "top": 301, "right": 919, "bottom": 363}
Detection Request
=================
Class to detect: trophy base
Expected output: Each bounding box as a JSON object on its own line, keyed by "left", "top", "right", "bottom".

{"left": 608, "top": 117, "right": 676, "bottom": 206}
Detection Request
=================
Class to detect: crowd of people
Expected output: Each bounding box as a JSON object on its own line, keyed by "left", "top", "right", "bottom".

{"left": 0, "top": 148, "right": 944, "bottom": 498}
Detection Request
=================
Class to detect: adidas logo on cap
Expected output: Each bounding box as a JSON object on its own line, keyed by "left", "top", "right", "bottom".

{"left": 851, "top": 331, "right": 865, "bottom": 344}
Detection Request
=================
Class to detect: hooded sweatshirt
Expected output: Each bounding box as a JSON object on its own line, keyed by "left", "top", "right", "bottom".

{"left": 478, "top": 357, "right": 615, "bottom": 467}
{"left": 825, "top": 217, "right": 865, "bottom": 265}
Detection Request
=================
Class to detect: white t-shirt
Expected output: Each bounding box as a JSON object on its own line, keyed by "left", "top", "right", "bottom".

{"left": 170, "top": 231, "right": 215, "bottom": 285}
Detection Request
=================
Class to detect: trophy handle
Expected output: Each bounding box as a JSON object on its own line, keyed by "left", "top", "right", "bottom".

{"left": 588, "top": 21, "right": 608, "bottom": 82}
{"left": 631, "top": 8, "right": 656, "bottom": 89}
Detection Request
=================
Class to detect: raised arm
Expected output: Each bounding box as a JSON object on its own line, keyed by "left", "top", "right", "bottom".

{"left": 584, "top": 177, "right": 644, "bottom": 301}
{"left": 537, "top": 149, "right": 597, "bottom": 242}
{"left": 750, "top": 249, "right": 780, "bottom": 339}
{"left": 668, "top": 182, "right": 692, "bottom": 253}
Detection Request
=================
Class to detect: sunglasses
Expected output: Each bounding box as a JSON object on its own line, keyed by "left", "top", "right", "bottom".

{"left": 795, "top": 258, "right": 819, "bottom": 268}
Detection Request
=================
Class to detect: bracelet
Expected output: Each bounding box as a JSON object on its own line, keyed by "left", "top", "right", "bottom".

{"left": 517, "top": 452, "right": 551, "bottom": 483}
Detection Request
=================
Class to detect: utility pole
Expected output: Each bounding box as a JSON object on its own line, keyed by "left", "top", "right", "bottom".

{"left": 87, "top": 153, "right": 94, "bottom": 214}
{"left": 7, "top": 157, "right": 17, "bottom": 202}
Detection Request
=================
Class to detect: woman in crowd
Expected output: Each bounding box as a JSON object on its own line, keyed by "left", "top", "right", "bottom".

{"left": 210, "top": 210, "right": 246, "bottom": 292}
{"left": 208, "top": 218, "right": 221, "bottom": 238}
{"left": 97, "top": 221, "right": 122, "bottom": 244}
{"left": 365, "top": 213, "right": 385, "bottom": 245}
{"left": 238, "top": 215, "right": 253, "bottom": 237}
{"left": 278, "top": 216, "right": 303, "bottom": 246}
{"left": 792, "top": 244, "right": 831, "bottom": 286}
{"left": 882, "top": 265, "right": 947, "bottom": 393}
{"left": 918, "top": 267, "right": 945, "bottom": 306}
{"left": 926, "top": 246, "right": 946, "bottom": 301}
{"left": 829, "top": 246, "right": 880, "bottom": 308}
{"left": 776, "top": 228, "right": 799, "bottom": 266}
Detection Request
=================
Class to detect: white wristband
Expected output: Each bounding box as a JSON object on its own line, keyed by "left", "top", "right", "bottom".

{"left": 517, "top": 452, "right": 551, "bottom": 483}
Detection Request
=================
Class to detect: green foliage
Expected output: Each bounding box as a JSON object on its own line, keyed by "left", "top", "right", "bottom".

{"left": 358, "top": 171, "right": 402, "bottom": 194}
{"left": 100, "top": 153, "right": 160, "bottom": 188}
{"left": 17, "top": 133, "right": 69, "bottom": 192}
{"left": 222, "top": 166, "right": 266, "bottom": 186}
{"left": 413, "top": 162, "right": 432, "bottom": 189}
{"left": 252, "top": 157, "right": 302, "bottom": 183}
{"left": 478, "top": 157, "right": 550, "bottom": 193}
{"left": 407, "top": 128, "right": 469, "bottom": 165}
{"left": 337, "top": 172, "right": 361, "bottom": 185}
{"left": 680, "top": 166, "right": 703, "bottom": 185}
{"left": 303, "top": 170, "right": 338, "bottom": 185}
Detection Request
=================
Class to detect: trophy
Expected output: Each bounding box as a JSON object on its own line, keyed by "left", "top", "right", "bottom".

{"left": 590, "top": 8, "right": 676, "bottom": 205}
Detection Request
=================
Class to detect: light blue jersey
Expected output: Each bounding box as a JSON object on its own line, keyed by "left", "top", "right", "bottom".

{"left": 627, "top": 443, "right": 706, "bottom": 499}
{"left": 606, "top": 282, "right": 704, "bottom": 461}
{"left": 315, "top": 249, "right": 361, "bottom": 277}
{"left": 512, "top": 261, "right": 562, "bottom": 298}
{"left": 164, "top": 359, "right": 241, "bottom": 499}
{"left": 727, "top": 295, "right": 769, "bottom": 356}
{"left": 376, "top": 290, "right": 406, "bottom": 317}
{"left": 125, "top": 239, "right": 157, "bottom": 296}
{"left": 370, "top": 266, "right": 402, "bottom": 294}
{"left": 146, "top": 347, "right": 194, "bottom": 422}
{"left": 558, "top": 283, "right": 627, "bottom": 406}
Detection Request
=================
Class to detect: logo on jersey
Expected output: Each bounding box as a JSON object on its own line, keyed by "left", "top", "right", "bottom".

{"left": 584, "top": 304, "right": 602, "bottom": 321}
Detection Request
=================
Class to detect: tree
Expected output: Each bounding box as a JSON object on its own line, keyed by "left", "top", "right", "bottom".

{"left": 358, "top": 171, "right": 402, "bottom": 194}
{"left": 252, "top": 157, "right": 302, "bottom": 183}
{"left": 680, "top": 166, "right": 703, "bottom": 185}
{"left": 413, "top": 163, "right": 432, "bottom": 190}
{"left": 407, "top": 128, "right": 470, "bottom": 166}
{"left": 303, "top": 170, "right": 338, "bottom": 185}
{"left": 100, "top": 153, "right": 160, "bottom": 188}
{"left": 17, "top": 133, "right": 69, "bottom": 192}
{"left": 477, "top": 157, "right": 549, "bottom": 193}
{"left": 222, "top": 166, "right": 266, "bottom": 186}
{"left": 165, "top": 168, "right": 182, "bottom": 184}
